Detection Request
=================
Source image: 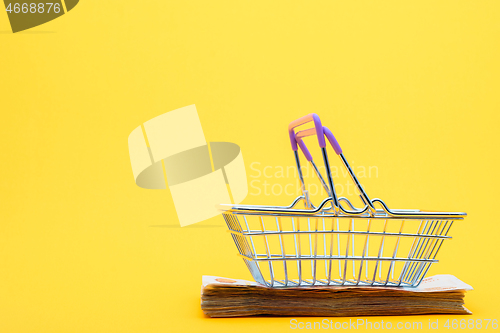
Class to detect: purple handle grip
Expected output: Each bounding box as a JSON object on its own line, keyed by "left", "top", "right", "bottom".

{"left": 295, "top": 126, "right": 342, "bottom": 161}
{"left": 297, "top": 139, "right": 313, "bottom": 161}
{"left": 288, "top": 114, "right": 325, "bottom": 151}
{"left": 323, "top": 127, "right": 343, "bottom": 155}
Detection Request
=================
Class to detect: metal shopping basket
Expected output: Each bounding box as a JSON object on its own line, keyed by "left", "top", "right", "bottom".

{"left": 219, "top": 114, "right": 466, "bottom": 288}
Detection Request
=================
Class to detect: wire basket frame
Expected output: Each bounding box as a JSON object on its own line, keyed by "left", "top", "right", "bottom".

{"left": 224, "top": 212, "right": 456, "bottom": 288}
{"left": 219, "top": 114, "right": 466, "bottom": 288}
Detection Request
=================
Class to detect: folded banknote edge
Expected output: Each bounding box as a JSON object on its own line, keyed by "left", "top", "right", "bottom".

{"left": 202, "top": 274, "right": 473, "bottom": 292}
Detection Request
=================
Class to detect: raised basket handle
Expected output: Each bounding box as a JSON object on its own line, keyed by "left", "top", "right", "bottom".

{"left": 295, "top": 126, "right": 342, "bottom": 161}
{"left": 294, "top": 120, "right": 375, "bottom": 216}
{"left": 288, "top": 114, "right": 325, "bottom": 151}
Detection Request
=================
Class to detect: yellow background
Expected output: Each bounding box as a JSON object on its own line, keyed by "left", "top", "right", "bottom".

{"left": 1, "top": 1, "right": 499, "bottom": 332}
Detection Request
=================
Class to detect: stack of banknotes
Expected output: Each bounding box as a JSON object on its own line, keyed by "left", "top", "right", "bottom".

{"left": 201, "top": 275, "right": 472, "bottom": 318}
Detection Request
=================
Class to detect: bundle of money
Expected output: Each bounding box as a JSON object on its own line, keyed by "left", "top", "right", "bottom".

{"left": 201, "top": 275, "right": 472, "bottom": 318}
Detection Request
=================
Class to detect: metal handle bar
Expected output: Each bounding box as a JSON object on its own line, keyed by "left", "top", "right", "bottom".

{"left": 288, "top": 115, "right": 339, "bottom": 211}
{"left": 295, "top": 125, "right": 376, "bottom": 216}
{"left": 219, "top": 113, "right": 467, "bottom": 220}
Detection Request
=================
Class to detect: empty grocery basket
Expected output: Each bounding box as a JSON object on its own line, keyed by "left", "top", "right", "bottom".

{"left": 219, "top": 114, "right": 466, "bottom": 288}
